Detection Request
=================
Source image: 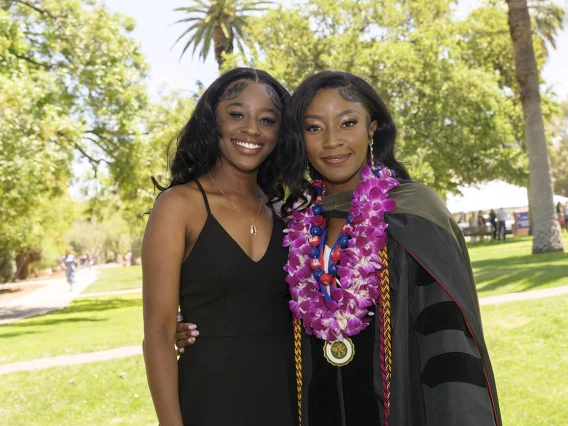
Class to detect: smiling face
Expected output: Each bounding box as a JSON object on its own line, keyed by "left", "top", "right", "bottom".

{"left": 303, "top": 88, "right": 377, "bottom": 194}
{"left": 216, "top": 82, "right": 282, "bottom": 173}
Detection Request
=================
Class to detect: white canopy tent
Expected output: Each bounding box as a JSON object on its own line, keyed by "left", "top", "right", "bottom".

{"left": 446, "top": 180, "right": 568, "bottom": 214}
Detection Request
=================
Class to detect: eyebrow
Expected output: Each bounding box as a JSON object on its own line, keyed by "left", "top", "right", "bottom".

{"left": 225, "top": 102, "right": 279, "bottom": 116}
{"left": 225, "top": 102, "right": 247, "bottom": 110}
{"left": 304, "top": 109, "right": 361, "bottom": 120}
{"left": 338, "top": 109, "right": 361, "bottom": 117}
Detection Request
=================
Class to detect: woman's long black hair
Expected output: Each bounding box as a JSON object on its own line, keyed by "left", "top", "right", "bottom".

{"left": 281, "top": 71, "right": 410, "bottom": 216}
{"left": 155, "top": 68, "right": 290, "bottom": 203}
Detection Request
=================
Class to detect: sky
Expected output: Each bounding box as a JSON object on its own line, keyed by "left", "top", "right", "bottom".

{"left": 103, "top": 0, "right": 568, "bottom": 101}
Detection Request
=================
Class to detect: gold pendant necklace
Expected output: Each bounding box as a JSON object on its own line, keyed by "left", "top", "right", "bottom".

{"left": 208, "top": 172, "right": 263, "bottom": 236}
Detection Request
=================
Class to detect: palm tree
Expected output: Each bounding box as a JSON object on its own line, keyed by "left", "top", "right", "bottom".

{"left": 172, "top": 0, "right": 272, "bottom": 69}
{"left": 528, "top": 0, "right": 565, "bottom": 58}
{"left": 506, "top": 0, "right": 564, "bottom": 253}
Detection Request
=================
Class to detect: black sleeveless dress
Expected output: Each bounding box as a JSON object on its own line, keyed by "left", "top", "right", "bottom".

{"left": 177, "top": 181, "right": 297, "bottom": 426}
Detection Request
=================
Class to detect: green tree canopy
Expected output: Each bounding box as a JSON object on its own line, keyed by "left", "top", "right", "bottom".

{"left": 0, "top": 0, "right": 148, "bottom": 256}
{"left": 222, "top": 0, "right": 563, "bottom": 195}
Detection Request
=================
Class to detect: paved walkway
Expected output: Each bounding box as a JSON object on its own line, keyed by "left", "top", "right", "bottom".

{"left": 0, "top": 269, "right": 100, "bottom": 324}
{"left": 0, "top": 346, "right": 141, "bottom": 375}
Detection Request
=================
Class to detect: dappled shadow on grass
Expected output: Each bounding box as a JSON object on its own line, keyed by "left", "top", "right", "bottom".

{"left": 475, "top": 262, "right": 568, "bottom": 296}
{"left": 2, "top": 297, "right": 141, "bottom": 332}
{"left": 62, "top": 297, "right": 141, "bottom": 315}
{"left": 467, "top": 236, "right": 532, "bottom": 250}
{"left": 472, "top": 251, "right": 568, "bottom": 268}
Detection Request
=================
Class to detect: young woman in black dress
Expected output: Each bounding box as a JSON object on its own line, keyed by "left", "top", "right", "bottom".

{"left": 142, "top": 68, "right": 296, "bottom": 426}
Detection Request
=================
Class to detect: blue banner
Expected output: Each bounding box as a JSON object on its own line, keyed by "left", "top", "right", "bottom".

{"left": 517, "top": 212, "right": 529, "bottom": 229}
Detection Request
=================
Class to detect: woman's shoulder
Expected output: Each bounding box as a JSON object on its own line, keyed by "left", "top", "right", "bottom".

{"left": 150, "top": 182, "right": 208, "bottom": 223}
{"left": 390, "top": 181, "right": 449, "bottom": 217}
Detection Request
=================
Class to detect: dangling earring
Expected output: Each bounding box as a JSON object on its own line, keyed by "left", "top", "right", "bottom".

{"left": 305, "top": 162, "right": 313, "bottom": 183}
{"left": 369, "top": 138, "right": 377, "bottom": 171}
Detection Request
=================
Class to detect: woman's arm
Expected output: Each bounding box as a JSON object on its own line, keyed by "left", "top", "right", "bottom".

{"left": 142, "top": 190, "right": 189, "bottom": 426}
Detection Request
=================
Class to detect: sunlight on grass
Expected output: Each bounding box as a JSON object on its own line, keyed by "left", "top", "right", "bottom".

{"left": 0, "top": 294, "right": 143, "bottom": 365}
{"left": 468, "top": 234, "right": 568, "bottom": 297}
{"left": 0, "top": 356, "right": 156, "bottom": 426}
{"left": 82, "top": 266, "right": 142, "bottom": 294}
{"left": 482, "top": 296, "right": 568, "bottom": 425}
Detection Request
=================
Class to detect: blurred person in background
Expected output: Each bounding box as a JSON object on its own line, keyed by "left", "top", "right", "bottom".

{"left": 489, "top": 209, "right": 497, "bottom": 240}
{"left": 60, "top": 249, "right": 76, "bottom": 291}
{"left": 477, "top": 210, "right": 486, "bottom": 241}
{"left": 497, "top": 207, "right": 507, "bottom": 240}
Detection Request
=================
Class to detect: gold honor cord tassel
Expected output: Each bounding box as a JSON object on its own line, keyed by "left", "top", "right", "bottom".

{"left": 377, "top": 247, "right": 392, "bottom": 421}
{"left": 293, "top": 319, "right": 303, "bottom": 426}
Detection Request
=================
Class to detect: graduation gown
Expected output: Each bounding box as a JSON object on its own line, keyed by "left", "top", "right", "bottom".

{"left": 297, "top": 181, "right": 501, "bottom": 426}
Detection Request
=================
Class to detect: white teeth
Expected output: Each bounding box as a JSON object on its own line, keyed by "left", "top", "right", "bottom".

{"left": 234, "top": 140, "right": 261, "bottom": 149}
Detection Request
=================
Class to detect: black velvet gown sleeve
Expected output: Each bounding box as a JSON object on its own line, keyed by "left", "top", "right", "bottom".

{"left": 386, "top": 213, "right": 501, "bottom": 426}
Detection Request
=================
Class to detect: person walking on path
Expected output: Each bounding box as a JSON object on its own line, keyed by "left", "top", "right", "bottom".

{"left": 60, "top": 250, "right": 76, "bottom": 291}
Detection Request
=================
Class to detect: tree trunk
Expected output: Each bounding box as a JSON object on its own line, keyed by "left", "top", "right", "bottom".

{"left": 506, "top": 0, "right": 564, "bottom": 253}
{"left": 213, "top": 26, "right": 233, "bottom": 70}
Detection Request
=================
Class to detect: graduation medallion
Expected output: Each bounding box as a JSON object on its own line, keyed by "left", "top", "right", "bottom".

{"left": 323, "top": 337, "right": 355, "bottom": 366}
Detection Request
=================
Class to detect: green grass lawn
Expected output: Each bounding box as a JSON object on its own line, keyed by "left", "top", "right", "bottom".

{"left": 0, "top": 355, "right": 156, "bottom": 425}
{"left": 1, "top": 248, "right": 567, "bottom": 424}
{"left": 468, "top": 233, "right": 568, "bottom": 297}
{"left": 82, "top": 265, "right": 142, "bottom": 294}
{"left": 1, "top": 297, "right": 565, "bottom": 425}
{"left": 0, "top": 293, "right": 143, "bottom": 365}
{"left": 482, "top": 295, "right": 568, "bottom": 425}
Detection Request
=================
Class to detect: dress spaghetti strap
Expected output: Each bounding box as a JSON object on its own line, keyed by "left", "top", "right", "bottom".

{"left": 194, "top": 180, "right": 211, "bottom": 215}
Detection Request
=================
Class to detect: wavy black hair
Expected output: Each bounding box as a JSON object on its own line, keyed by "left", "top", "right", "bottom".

{"left": 281, "top": 71, "right": 410, "bottom": 216}
{"left": 154, "top": 68, "right": 290, "bottom": 203}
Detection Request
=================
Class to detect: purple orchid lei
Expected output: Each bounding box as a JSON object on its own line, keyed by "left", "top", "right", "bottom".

{"left": 283, "top": 164, "right": 399, "bottom": 342}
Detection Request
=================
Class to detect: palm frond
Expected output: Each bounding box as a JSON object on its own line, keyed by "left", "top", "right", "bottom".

{"left": 219, "top": 21, "right": 231, "bottom": 39}
{"left": 173, "top": 6, "right": 209, "bottom": 14}
{"left": 179, "top": 38, "right": 199, "bottom": 61}
{"left": 171, "top": 22, "right": 201, "bottom": 47}
{"left": 235, "top": 36, "right": 246, "bottom": 56}
{"left": 201, "top": 23, "right": 216, "bottom": 61}
{"left": 171, "top": 16, "right": 206, "bottom": 26}
{"left": 176, "top": 0, "right": 211, "bottom": 10}
{"left": 231, "top": 20, "right": 247, "bottom": 41}
{"left": 236, "top": 1, "right": 273, "bottom": 12}
{"left": 190, "top": 22, "right": 212, "bottom": 57}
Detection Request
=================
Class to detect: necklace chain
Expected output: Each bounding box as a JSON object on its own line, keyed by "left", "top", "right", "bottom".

{"left": 207, "top": 172, "right": 263, "bottom": 236}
